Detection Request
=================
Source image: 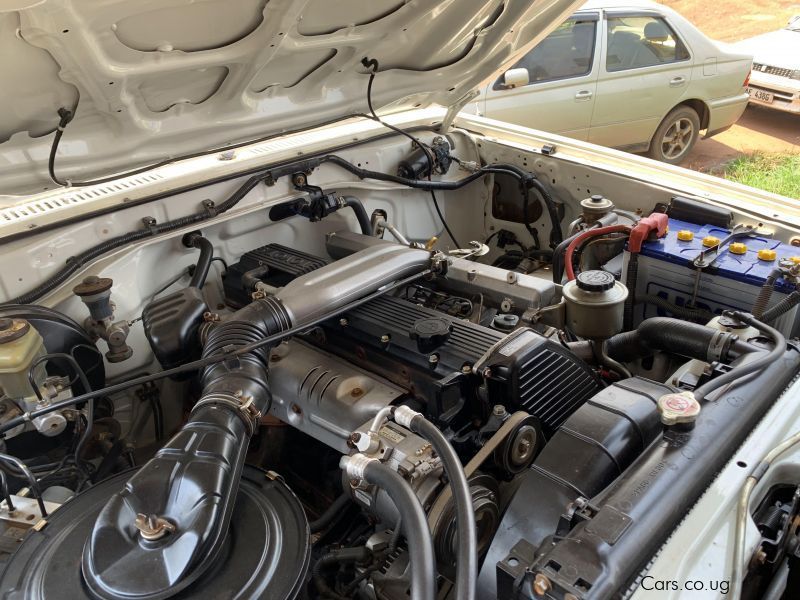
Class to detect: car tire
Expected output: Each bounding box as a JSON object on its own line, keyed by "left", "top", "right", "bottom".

{"left": 648, "top": 106, "right": 700, "bottom": 165}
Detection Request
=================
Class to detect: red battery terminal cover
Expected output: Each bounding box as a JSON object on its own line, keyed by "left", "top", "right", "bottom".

{"left": 628, "top": 213, "right": 669, "bottom": 254}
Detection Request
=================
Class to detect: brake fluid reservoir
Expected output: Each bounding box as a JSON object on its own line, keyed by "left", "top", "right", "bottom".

{"left": 563, "top": 271, "right": 628, "bottom": 339}
{"left": 0, "top": 318, "right": 46, "bottom": 401}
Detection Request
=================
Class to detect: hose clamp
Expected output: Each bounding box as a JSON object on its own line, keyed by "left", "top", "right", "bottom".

{"left": 340, "top": 453, "right": 378, "bottom": 481}
{"left": 191, "top": 391, "right": 261, "bottom": 436}
{"left": 708, "top": 330, "right": 734, "bottom": 362}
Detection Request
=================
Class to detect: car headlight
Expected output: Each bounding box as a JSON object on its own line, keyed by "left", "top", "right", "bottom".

{"left": 793, "top": 69, "right": 800, "bottom": 80}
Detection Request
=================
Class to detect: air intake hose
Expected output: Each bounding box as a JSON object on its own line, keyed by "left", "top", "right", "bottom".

{"left": 82, "top": 243, "right": 433, "bottom": 600}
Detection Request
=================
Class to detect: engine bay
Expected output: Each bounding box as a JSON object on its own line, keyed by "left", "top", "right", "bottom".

{"left": 0, "top": 127, "right": 798, "bottom": 600}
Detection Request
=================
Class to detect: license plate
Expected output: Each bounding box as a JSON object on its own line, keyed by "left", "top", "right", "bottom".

{"left": 747, "top": 87, "right": 774, "bottom": 103}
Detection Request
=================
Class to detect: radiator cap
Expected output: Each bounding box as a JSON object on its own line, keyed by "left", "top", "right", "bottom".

{"left": 657, "top": 391, "right": 700, "bottom": 428}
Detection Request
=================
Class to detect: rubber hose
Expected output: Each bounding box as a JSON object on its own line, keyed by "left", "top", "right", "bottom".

{"left": 592, "top": 339, "right": 632, "bottom": 379}
{"left": 186, "top": 234, "right": 214, "bottom": 289}
{"left": 565, "top": 225, "right": 631, "bottom": 281}
{"left": 552, "top": 230, "right": 587, "bottom": 283}
{"left": 762, "top": 290, "right": 800, "bottom": 324}
{"left": 623, "top": 252, "right": 638, "bottom": 330}
{"left": 309, "top": 492, "right": 352, "bottom": 534}
{"left": 693, "top": 311, "right": 785, "bottom": 402}
{"left": 409, "top": 416, "right": 477, "bottom": 600}
{"left": 341, "top": 196, "right": 374, "bottom": 236}
{"left": 362, "top": 461, "right": 436, "bottom": 600}
{"left": 752, "top": 268, "right": 782, "bottom": 318}
{"left": 312, "top": 546, "right": 370, "bottom": 600}
{"left": 636, "top": 293, "right": 713, "bottom": 322}
{"left": 605, "top": 317, "right": 739, "bottom": 364}
{"left": 551, "top": 215, "right": 618, "bottom": 283}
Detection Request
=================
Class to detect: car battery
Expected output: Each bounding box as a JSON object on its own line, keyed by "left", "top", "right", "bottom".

{"left": 624, "top": 218, "right": 800, "bottom": 337}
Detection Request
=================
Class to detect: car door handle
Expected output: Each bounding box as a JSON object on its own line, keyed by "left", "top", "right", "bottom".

{"left": 669, "top": 76, "right": 686, "bottom": 87}
{"left": 574, "top": 90, "right": 593, "bottom": 100}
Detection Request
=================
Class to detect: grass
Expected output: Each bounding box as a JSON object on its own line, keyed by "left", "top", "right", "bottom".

{"left": 724, "top": 152, "right": 800, "bottom": 199}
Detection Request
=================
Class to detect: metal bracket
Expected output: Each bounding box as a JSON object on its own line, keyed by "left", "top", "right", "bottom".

{"left": 201, "top": 199, "right": 217, "bottom": 217}
{"left": 141, "top": 216, "right": 158, "bottom": 234}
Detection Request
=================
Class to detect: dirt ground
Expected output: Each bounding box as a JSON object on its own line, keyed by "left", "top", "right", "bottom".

{"left": 659, "top": 0, "right": 800, "bottom": 42}
{"left": 656, "top": 1, "right": 800, "bottom": 173}
{"left": 685, "top": 105, "right": 800, "bottom": 173}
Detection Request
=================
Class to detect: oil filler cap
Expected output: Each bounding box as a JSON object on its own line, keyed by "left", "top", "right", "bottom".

{"left": 410, "top": 317, "right": 453, "bottom": 353}
{"left": 657, "top": 391, "right": 700, "bottom": 428}
{"left": 575, "top": 270, "right": 615, "bottom": 292}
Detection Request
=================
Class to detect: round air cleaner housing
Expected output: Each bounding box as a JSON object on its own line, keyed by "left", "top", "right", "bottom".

{"left": 0, "top": 465, "right": 310, "bottom": 600}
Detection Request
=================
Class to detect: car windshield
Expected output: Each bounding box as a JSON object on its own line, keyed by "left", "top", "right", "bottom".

{"left": 786, "top": 16, "right": 800, "bottom": 31}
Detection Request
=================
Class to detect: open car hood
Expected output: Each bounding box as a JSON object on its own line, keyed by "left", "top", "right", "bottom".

{"left": 0, "top": 0, "right": 580, "bottom": 194}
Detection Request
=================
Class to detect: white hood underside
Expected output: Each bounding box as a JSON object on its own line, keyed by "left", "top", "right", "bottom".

{"left": 0, "top": 0, "right": 580, "bottom": 195}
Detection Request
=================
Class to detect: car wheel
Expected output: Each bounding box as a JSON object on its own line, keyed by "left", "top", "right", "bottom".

{"left": 648, "top": 106, "right": 700, "bottom": 165}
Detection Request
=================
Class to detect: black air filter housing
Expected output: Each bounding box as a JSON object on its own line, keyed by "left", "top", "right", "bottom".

{"left": 0, "top": 465, "right": 310, "bottom": 599}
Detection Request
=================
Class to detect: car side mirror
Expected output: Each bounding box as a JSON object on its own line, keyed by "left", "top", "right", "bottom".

{"left": 502, "top": 68, "right": 530, "bottom": 88}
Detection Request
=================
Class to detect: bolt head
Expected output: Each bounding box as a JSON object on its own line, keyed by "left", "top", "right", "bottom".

{"left": 380, "top": 334, "right": 391, "bottom": 343}
{"left": 428, "top": 354, "right": 439, "bottom": 364}
{"left": 339, "top": 318, "right": 348, "bottom": 327}
{"left": 533, "top": 573, "right": 551, "bottom": 596}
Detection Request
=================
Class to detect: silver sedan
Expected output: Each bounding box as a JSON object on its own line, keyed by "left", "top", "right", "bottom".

{"left": 470, "top": 0, "right": 753, "bottom": 164}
